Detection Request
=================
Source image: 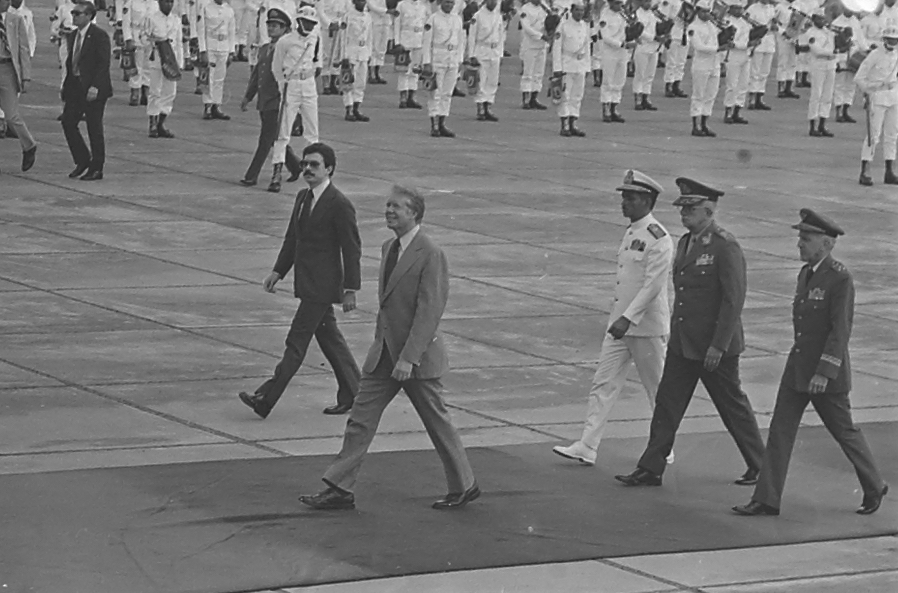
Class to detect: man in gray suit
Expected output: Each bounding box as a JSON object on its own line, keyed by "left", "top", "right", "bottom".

{"left": 300, "top": 185, "right": 479, "bottom": 511}
{"left": 0, "top": 0, "right": 36, "bottom": 173}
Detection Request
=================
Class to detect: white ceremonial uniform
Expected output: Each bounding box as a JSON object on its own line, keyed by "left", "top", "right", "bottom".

{"left": 832, "top": 13, "right": 863, "bottom": 107}
{"left": 519, "top": 1, "right": 548, "bottom": 93}
{"left": 688, "top": 17, "right": 721, "bottom": 116}
{"left": 577, "top": 213, "right": 674, "bottom": 453}
{"left": 272, "top": 27, "right": 320, "bottom": 161}
{"left": 238, "top": 0, "right": 262, "bottom": 48}
{"left": 368, "top": 0, "right": 390, "bottom": 67}
{"left": 118, "top": 0, "right": 154, "bottom": 90}
{"left": 422, "top": 8, "right": 463, "bottom": 117}
{"left": 600, "top": 6, "right": 628, "bottom": 103}
{"left": 394, "top": 0, "right": 428, "bottom": 91}
{"left": 552, "top": 15, "right": 590, "bottom": 117}
{"left": 51, "top": 0, "right": 77, "bottom": 83}
{"left": 792, "top": 0, "right": 818, "bottom": 74}
{"left": 855, "top": 46, "right": 898, "bottom": 162}
{"left": 143, "top": 7, "right": 184, "bottom": 116}
{"left": 341, "top": 7, "right": 372, "bottom": 107}
{"left": 318, "top": 0, "right": 349, "bottom": 75}
{"left": 198, "top": 0, "right": 236, "bottom": 104}
{"left": 747, "top": 1, "right": 776, "bottom": 93}
{"left": 590, "top": 15, "right": 602, "bottom": 72}
{"left": 466, "top": 4, "right": 503, "bottom": 104}
{"left": 660, "top": 0, "right": 687, "bottom": 84}
{"left": 724, "top": 14, "right": 752, "bottom": 108}
{"left": 774, "top": 0, "right": 797, "bottom": 82}
{"left": 633, "top": 7, "right": 659, "bottom": 96}
{"left": 806, "top": 24, "right": 836, "bottom": 119}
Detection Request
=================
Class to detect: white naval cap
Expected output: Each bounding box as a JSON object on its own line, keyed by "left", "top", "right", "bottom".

{"left": 616, "top": 170, "right": 664, "bottom": 195}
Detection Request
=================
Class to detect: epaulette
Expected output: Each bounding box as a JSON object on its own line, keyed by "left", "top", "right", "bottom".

{"left": 713, "top": 226, "right": 736, "bottom": 242}
{"left": 647, "top": 223, "right": 666, "bottom": 239}
{"left": 830, "top": 259, "right": 848, "bottom": 274}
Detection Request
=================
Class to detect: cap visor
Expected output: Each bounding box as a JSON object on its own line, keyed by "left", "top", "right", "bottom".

{"left": 616, "top": 184, "right": 655, "bottom": 193}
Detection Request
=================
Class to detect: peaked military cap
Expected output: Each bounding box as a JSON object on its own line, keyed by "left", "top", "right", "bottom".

{"left": 616, "top": 169, "right": 663, "bottom": 195}
{"left": 672, "top": 177, "right": 724, "bottom": 206}
{"left": 791, "top": 208, "right": 845, "bottom": 237}
{"left": 266, "top": 7, "right": 291, "bottom": 27}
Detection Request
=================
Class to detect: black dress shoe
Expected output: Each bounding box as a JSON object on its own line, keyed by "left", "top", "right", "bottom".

{"left": 22, "top": 146, "right": 36, "bottom": 172}
{"left": 433, "top": 482, "right": 480, "bottom": 509}
{"left": 857, "top": 483, "right": 888, "bottom": 515}
{"left": 80, "top": 170, "right": 103, "bottom": 181}
{"left": 614, "top": 467, "right": 662, "bottom": 487}
{"left": 299, "top": 486, "right": 355, "bottom": 510}
{"left": 732, "top": 500, "right": 780, "bottom": 516}
{"left": 238, "top": 391, "right": 270, "bottom": 419}
{"left": 323, "top": 403, "right": 352, "bottom": 415}
{"left": 735, "top": 468, "right": 759, "bottom": 486}
{"left": 69, "top": 163, "right": 90, "bottom": 178}
{"left": 238, "top": 178, "right": 257, "bottom": 187}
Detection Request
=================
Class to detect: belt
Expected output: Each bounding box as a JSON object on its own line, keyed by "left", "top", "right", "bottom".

{"left": 288, "top": 69, "right": 315, "bottom": 81}
{"left": 216, "top": 33, "right": 228, "bottom": 41}
{"left": 0, "top": 58, "right": 12, "bottom": 64}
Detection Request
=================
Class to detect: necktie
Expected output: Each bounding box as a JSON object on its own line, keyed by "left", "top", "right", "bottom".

{"left": 73, "top": 31, "right": 83, "bottom": 76}
{"left": 0, "top": 15, "right": 8, "bottom": 52}
{"left": 299, "top": 191, "right": 312, "bottom": 224}
{"left": 383, "top": 239, "right": 400, "bottom": 286}
{"left": 805, "top": 265, "right": 814, "bottom": 285}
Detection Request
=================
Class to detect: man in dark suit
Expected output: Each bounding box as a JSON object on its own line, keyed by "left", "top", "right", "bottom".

{"left": 0, "top": 0, "right": 36, "bottom": 173}
{"left": 239, "top": 142, "right": 361, "bottom": 417}
{"left": 299, "top": 185, "right": 478, "bottom": 511}
{"left": 616, "top": 178, "right": 765, "bottom": 487}
{"left": 61, "top": 1, "right": 112, "bottom": 181}
{"left": 238, "top": 7, "right": 301, "bottom": 188}
{"left": 733, "top": 209, "right": 889, "bottom": 517}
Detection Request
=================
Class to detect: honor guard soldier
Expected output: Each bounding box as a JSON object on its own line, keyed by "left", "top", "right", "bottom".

{"left": 615, "top": 178, "right": 765, "bottom": 489}
{"left": 143, "top": 0, "right": 183, "bottom": 138}
{"left": 270, "top": 5, "right": 321, "bottom": 192}
{"left": 831, "top": 3, "right": 864, "bottom": 123}
{"left": 774, "top": 0, "right": 800, "bottom": 98}
{"left": 553, "top": 170, "right": 674, "bottom": 467}
{"left": 51, "top": 0, "right": 78, "bottom": 85}
{"left": 660, "top": 0, "right": 689, "bottom": 97}
{"left": 733, "top": 210, "right": 889, "bottom": 517}
{"left": 341, "top": 0, "right": 372, "bottom": 122}
{"left": 722, "top": 0, "right": 752, "bottom": 124}
{"left": 855, "top": 25, "right": 898, "bottom": 186}
{"left": 394, "top": 0, "right": 428, "bottom": 108}
{"left": 791, "top": 0, "right": 817, "bottom": 88}
{"left": 632, "top": 0, "right": 660, "bottom": 111}
{"left": 197, "top": 0, "right": 236, "bottom": 120}
{"left": 118, "top": 0, "right": 153, "bottom": 106}
{"left": 466, "top": 0, "right": 503, "bottom": 122}
{"left": 688, "top": 0, "right": 724, "bottom": 136}
{"left": 803, "top": 8, "right": 837, "bottom": 137}
{"left": 317, "top": 0, "right": 349, "bottom": 95}
{"left": 519, "top": 0, "right": 549, "bottom": 110}
{"left": 422, "top": 0, "right": 463, "bottom": 137}
{"left": 599, "top": 0, "right": 630, "bottom": 122}
{"left": 553, "top": 0, "right": 590, "bottom": 136}
{"left": 745, "top": 0, "right": 775, "bottom": 110}
{"left": 590, "top": 2, "right": 602, "bottom": 88}
{"left": 366, "top": 0, "right": 390, "bottom": 83}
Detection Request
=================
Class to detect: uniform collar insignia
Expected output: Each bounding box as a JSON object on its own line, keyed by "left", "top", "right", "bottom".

{"left": 701, "top": 234, "right": 712, "bottom": 245}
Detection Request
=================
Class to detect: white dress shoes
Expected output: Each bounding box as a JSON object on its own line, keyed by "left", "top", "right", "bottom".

{"left": 552, "top": 441, "right": 597, "bottom": 466}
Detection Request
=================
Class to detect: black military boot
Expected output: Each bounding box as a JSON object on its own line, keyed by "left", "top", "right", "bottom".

{"left": 373, "top": 65, "right": 387, "bottom": 84}
{"left": 559, "top": 117, "right": 571, "bottom": 136}
{"left": 603, "top": 103, "right": 611, "bottom": 122}
{"left": 800, "top": 71, "right": 810, "bottom": 87}
{"left": 148, "top": 115, "right": 159, "bottom": 138}
{"left": 483, "top": 102, "right": 498, "bottom": 122}
{"left": 809, "top": 119, "right": 821, "bottom": 136}
{"left": 885, "top": 160, "right": 898, "bottom": 185}
{"left": 140, "top": 85, "right": 149, "bottom": 105}
{"left": 522, "top": 91, "right": 532, "bottom": 110}
{"left": 691, "top": 116, "right": 703, "bottom": 136}
{"left": 194, "top": 77, "right": 203, "bottom": 95}
{"left": 157, "top": 113, "right": 175, "bottom": 138}
{"left": 859, "top": 160, "right": 873, "bottom": 186}
{"left": 430, "top": 116, "right": 440, "bottom": 137}
{"left": 476, "top": 102, "right": 486, "bottom": 121}
{"left": 784, "top": 80, "right": 800, "bottom": 98}
{"left": 755, "top": 93, "right": 771, "bottom": 110}
{"left": 746, "top": 93, "right": 756, "bottom": 110}
{"left": 724, "top": 106, "right": 734, "bottom": 124}
{"left": 642, "top": 94, "right": 657, "bottom": 111}
{"left": 211, "top": 105, "right": 230, "bottom": 120}
{"left": 835, "top": 105, "right": 845, "bottom": 122}
{"left": 732, "top": 105, "right": 748, "bottom": 124}
{"left": 407, "top": 90, "right": 422, "bottom": 109}
{"left": 529, "top": 93, "right": 547, "bottom": 110}
{"left": 818, "top": 117, "right": 833, "bottom": 137}
{"left": 267, "top": 163, "right": 283, "bottom": 193}
{"left": 665, "top": 82, "right": 674, "bottom": 98}
{"left": 777, "top": 81, "right": 786, "bottom": 98}
{"left": 129, "top": 88, "right": 140, "bottom": 106}
{"left": 593, "top": 69, "right": 602, "bottom": 87}
{"left": 329, "top": 76, "right": 340, "bottom": 95}
{"left": 352, "top": 102, "right": 369, "bottom": 122}
{"left": 701, "top": 115, "right": 715, "bottom": 137}
{"left": 634, "top": 93, "right": 645, "bottom": 111}
{"left": 610, "top": 103, "right": 625, "bottom": 123}
{"left": 203, "top": 103, "right": 213, "bottom": 120}
{"left": 399, "top": 90, "right": 409, "bottom": 108}
{"left": 673, "top": 80, "right": 687, "bottom": 97}
{"left": 843, "top": 105, "right": 856, "bottom": 123}
{"left": 344, "top": 105, "right": 357, "bottom": 121}
{"left": 569, "top": 116, "right": 585, "bottom": 137}
{"left": 438, "top": 115, "right": 455, "bottom": 137}
{"left": 236, "top": 44, "right": 247, "bottom": 62}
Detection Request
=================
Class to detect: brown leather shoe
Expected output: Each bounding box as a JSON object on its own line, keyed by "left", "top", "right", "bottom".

{"left": 238, "top": 391, "right": 270, "bottom": 419}
{"left": 433, "top": 482, "right": 480, "bottom": 509}
{"left": 299, "top": 486, "right": 355, "bottom": 510}
{"left": 732, "top": 500, "right": 780, "bottom": 516}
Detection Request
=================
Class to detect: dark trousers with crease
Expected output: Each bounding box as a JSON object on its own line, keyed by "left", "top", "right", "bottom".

{"left": 61, "top": 96, "right": 106, "bottom": 171}
{"left": 243, "top": 109, "right": 301, "bottom": 182}
{"left": 255, "top": 299, "right": 360, "bottom": 411}
{"left": 637, "top": 351, "right": 765, "bottom": 476}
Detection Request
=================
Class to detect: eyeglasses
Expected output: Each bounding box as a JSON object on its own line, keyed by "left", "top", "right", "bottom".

{"left": 71, "top": 10, "right": 87, "bottom": 15}
{"left": 299, "top": 160, "right": 322, "bottom": 170}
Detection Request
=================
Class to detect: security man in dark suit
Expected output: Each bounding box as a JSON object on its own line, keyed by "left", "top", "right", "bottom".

{"left": 616, "top": 178, "right": 765, "bottom": 487}
{"left": 239, "top": 142, "right": 362, "bottom": 417}
{"left": 733, "top": 209, "right": 889, "bottom": 517}
{"left": 238, "top": 8, "right": 302, "bottom": 188}
{"left": 61, "top": 1, "right": 112, "bottom": 181}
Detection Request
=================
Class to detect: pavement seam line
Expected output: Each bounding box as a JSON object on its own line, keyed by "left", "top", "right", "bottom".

{"left": 596, "top": 558, "right": 705, "bottom": 592}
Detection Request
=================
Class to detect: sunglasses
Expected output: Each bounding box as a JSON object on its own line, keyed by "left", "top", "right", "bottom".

{"left": 71, "top": 10, "right": 87, "bottom": 15}
{"left": 299, "top": 160, "right": 323, "bottom": 170}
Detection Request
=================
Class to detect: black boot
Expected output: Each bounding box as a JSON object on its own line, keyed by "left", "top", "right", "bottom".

{"left": 784, "top": 80, "right": 800, "bottom": 98}
{"left": 701, "top": 115, "right": 715, "bottom": 137}
{"left": 407, "top": 90, "right": 422, "bottom": 109}
{"left": 818, "top": 117, "right": 833, "bottom": 137}
{"left": 756, "top": 93, "right": 771, "bottom": 110}
{"left": 593, "top": 69, "right": 602, "bottom": 87}
{"left": 236, "top": 44, "right": 247, "bottom": 62}
{"left": 291, "top": 115, "right": 304, "bottom": 137}
{"left": 157, "top": 113, "right": 175, "bottom": 138}
{"left": 843, "top": 106, "right": 856, "bottom": 123}
{"left": 345, "top": 105, "right": 357, "bottom": 121}
{"left": 641, "top": 94, "right": 657, "bottom": 111}
{"left": 329, "top": 76, "right": 340, "bottom": 95}
{"left": 602, "top": 103, "right": 611, "bottom": 123}
{"left": 559, "top": 116, "right": 570, "bottom": 136}
{"left": 430, "top": 116, "right": 441, "bottom": 137}
{"left": 194, "top": 78, "right": 203, "bottom": 95}
{"left": 610, "top": 103, "right": 625, "bottom": 123}
{"left": 746, "top": 93, "right": 756, "bottom": 110}
{"left": 665, "top": 82, "right": 674, "bottom": 98}
{"left": 809, "top": 119, "right": 821, "bottom": 136}
{"left": 885, "top": 160, "right": 898, "bottom": 185}
{"left": 322, "top": 76, "right": 333, "bottom": 95}
{"left": 211, "top": 105, "right": 230, "bottom": 120}
{"left": 800, "top": 72, "right": 810, "bottom": 87}
{"left": 569, "top": 116, "right": 585, "bottom": 137}
{"left": 373, "top": 65, "right": 387, "bottom": 84}
{"left": 438, "top": 115, "right": 455, "bottom": 137}
{"left": 529, "top": 93, "right": 547, "bottom": 110}
{"left": 202, "top": 103, "right": 213, "bottom": 120}
{"left": 634, "top": 93, "right": 645, "bottom": 111}
{"left": 673, "top": 80, "right": 687, "bottom": 97}
{"left": 483, "top": 102, "right": 498, "bottom": 122}
{"left": 732, "top": 105, "right": 748, "bottom": 124}
{"left": 399, "top": 89, "right": 409, "bottom": 108}
{"left": 129, "top": 88, "right": 140, "bottom": 106}
{"left": 777, "top": 81, "right": 786, "bottom": 98}
{"left": 691, "top": 116, "right": 703, "bottom": 136}
{"left": 724, "top": 106, "right": 734, "bottom": 124}
{"left": 835, "top": 105, "right": 845, "bottom": 122}
{"left": 353, "top": 102, "right": 369, "bottom": 122}
{"left": 140, "top": 85, "right": 149, "bottom": 105}
{"left": 148, "top": 115, "right": 159, "bottom": 138}
{"left": 522, "top": 91, "right": 532, "bottom": 110}
{"left": 267, "top": 163, "right": 283, "bottom": 193}
{"left": 476, "top": 102, "right": 486, "bottom": 121}
{"left": 859, "top": 160, "right": 873, "bottom": 186}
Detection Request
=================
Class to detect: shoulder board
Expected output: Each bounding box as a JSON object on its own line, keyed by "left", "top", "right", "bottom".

{"left": 713, "top": 226, "right": 736, "bottom": 241}
{"left": 830, "top": 260, "right": 848, "bottom": 274}
{"left": 647, "top": 223, "right": 667, "bottom": 239}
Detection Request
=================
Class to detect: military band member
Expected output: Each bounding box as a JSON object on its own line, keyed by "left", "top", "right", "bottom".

{"left": 367, "top": 0, "right": 391, "bottom": 83}
{"left": 723, "top": 0, "right": 753, "bottom": 124}
{"left": 270, "top": 5, "right": 321, "bottom": 192}
{"left": 600, "top": 0, "right": 629, "bottom": 122}
{"left": 633, "top": 0, "right": 660, "bottom": 111}
{"left": 733, "top": 210, "right": 889, "bottom": 517}
{"left": 615, "top": 178, "right": 765, "bottom": 489}
{"left": 51, "top": 0, "right": 78, "bottom": 85}
{"left": 660, "top": 0, "right": 688, "bottom": 97}
{"left": 688, "top": 0, "right": 723, "bottom": 136}
{"left": 197, "top": 0, "right": 236, "bottom": 120}
{"left": 118, "top": 0, "right": 153, "bottom": 106}
{"left": 791, "top": 0, "right": 818, "bottom": 88}
{"left": 804, "top": 8, "right": 836, "bottom": 137}
{"left": 831, "top": 4, "right": 863, "bottom": 123}
{"left": 466, "top": 0, "right": 503, "bottom": 122}
{"left": 394, "top": 0, "right": 428, "bottom": 108}
{"left": 553, "top": 0, "right": 589, "bottom": 136}
{"left": 746, "top": 0, "right": 776, "bottom": 110}
{"left": 774, "top": 0, "right": 800, "bottom": 98}
{"left": 553, "top": 171, "right": 673, "bottom": 467}
{"left": 143, "top": 0, "right": 183, "bottom": 138}
{"left": 519, "top": 0, "right": 549, "bottom": 110}
{"left": 855, "top": 25, "right": 898, "bottom": 186}
{"left": 341, "top": 0, "right": 372, "bottom": 121}
{"left": 422, "top": 0, "right": 463, "bottom": 137}
{"left": 317, "top": 0, "right": 348, "bottom": 95}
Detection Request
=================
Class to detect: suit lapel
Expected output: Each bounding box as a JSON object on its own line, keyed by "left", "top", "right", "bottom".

{"left": 381, "top": 233, "right": 424, "bottom": 303}
{"left": 309, "top": 184, "right": 333, "bottom": 224}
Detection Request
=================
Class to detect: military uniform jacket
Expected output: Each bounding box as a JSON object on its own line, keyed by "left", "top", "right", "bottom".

{"left": 552, "top": 17, "right": 590, "bottom": 73}
{"left": 466, "top": 6, "right": 503, "bottom": 60}
{"left": 611, "top": 213, "right": 673, "bottom": 338}
{"left": 726, "top": 15, "right": 752, "bottom": 54}
{"left": 394, "top": 0, "right": 428, "bottom": 49}
{"left": 142, "top": 9, "right": 184, "bottom": 64}
{"left": 342, "top": 8, "right": 373, "bottom": 62}
{"left": 600, "top": 9, "right": 627, "bottom": 52}
{"left": 118, "top": 0, "right": 153, "bottom": 42}
{"left": 807, "top": 25, "right": 836, "bottom": 68}
{"left": 518, "top": 3, "right": 547, "bottom": 49}
{"left": 635, "top": 8, "right": 660, "bottom": 53}
{"left": 855, "top": 46, "right": 898, "bottom": 107}
{"left": 244, "top": 41, "right": 280, "bottom": 111}
{"left": 670, "top": 222, "right": 746, "bottom": 360}
{"left": 688, "top": 18, "right": 720, "bottom": 69}
{"left": 197, "top": 0, "right": 236, "bottom": 53}
{"left": 422, "top": 10, "right": 464, "bottom": 67}
{"left": 745, "top": 2, "right": 775, "bottom": 53}
{"left": 783, "top": 256, "right": 853, "bottom": 393}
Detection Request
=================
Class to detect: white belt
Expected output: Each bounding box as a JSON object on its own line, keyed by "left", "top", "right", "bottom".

{"left": 435, "top": 43, "right": 456, "bottom": 51}
{"left": 215, "top": 33, "right": 228, "bottom": 41}
{"left": 288, "top": 69, "right": 315, "bottom": 80}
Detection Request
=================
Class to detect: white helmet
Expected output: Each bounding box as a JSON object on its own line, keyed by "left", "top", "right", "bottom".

{"left": 883, "top": 25, "right": 898, "bottom": 39}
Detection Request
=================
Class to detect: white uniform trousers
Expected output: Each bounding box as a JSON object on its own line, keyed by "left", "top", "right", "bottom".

{"left": 520, "top": 45, "right": 547, "bottom": 92}
{"left": 342, "top": 60, "right": 368, "bottom": 106}
{"left": 861, "top": 103, "right": 898, "bottom": 161}
{"left": 807, "top": 60, "right": 835, "bottom": 119}
{"left": 775, "top": 36, "right": 796, "bottom": 81}
{"left": 601, "top": 47, "right": 628, "bottom": 103}
{"left": 664, "top": 39, "right": 687, "bottom": 83}
{"left": 474, "top": 57, "right": 500, "bottom": 104}
{"left": 202, "top": 51, "right": 229, "bottom": 104}
{"left": 748, "top": 50, "right": 774, "bottom": 93}
{"left": 690, "top": 63, "right": 720, "bottom": 116}
{"left": 236, "top": 5, "right": 255, "bottom": 46}
{"left": 146, "top": 58, "right": 177, "bottom": 116}
{"left": 796, "top": 47, "right": 810, "bottom": 73}
{"left": 398, "top": 47, "right": 423, "bottom": 91}
{"left": 321, "top": 30, "right": 340, "bottom": 76}
{"left": 58, "top": 39, "right": 70, "bottom": 85}
{"left": 427, "top": 64, "right": 456, "bottom": 117}
{"left": 591, "top": 42, "right": 602, "bottom": 71}
{"left": 724, "top": 50, "right": 750, "bottom": 107}
{"left": 557, "top": 71, "right": 585, "bottom": 117}
{"left": 833, "top": 70, "right": 856, "bottom": 106}
{"left": 273, "top": 78, "right": 319, "bottom": 163}
{"left": 579, "top": 334, "right": 666, "bottom": 451}
{"left": 371, "top": 21, "right": 390, "bottom": 66}
{"left": 633, "top": 49, "right": 658, "bottom": 95}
